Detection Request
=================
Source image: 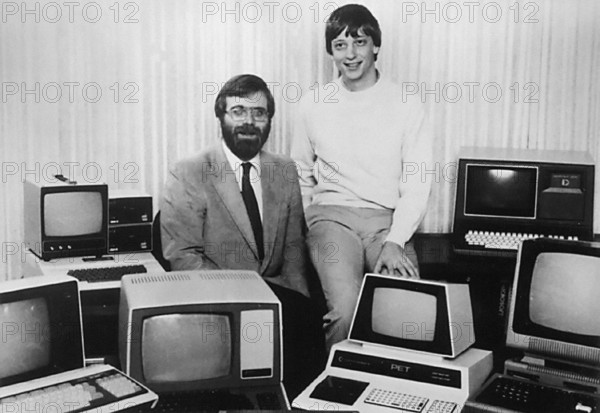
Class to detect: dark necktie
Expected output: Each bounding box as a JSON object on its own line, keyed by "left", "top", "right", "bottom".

{"left": 241, "top": 162, "right": 264, "bottom": 260}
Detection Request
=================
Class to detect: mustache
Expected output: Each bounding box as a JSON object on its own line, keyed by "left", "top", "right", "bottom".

{"left": 234, "top": 125, "right": 262, "bottom": 135}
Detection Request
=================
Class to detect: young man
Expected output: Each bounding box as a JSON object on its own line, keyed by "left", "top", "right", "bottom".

{"left": 292, "top": 4, "right": 432, "bottom": 351}
{"left": 160, "top": 74, "right": 325, "bottom": 398}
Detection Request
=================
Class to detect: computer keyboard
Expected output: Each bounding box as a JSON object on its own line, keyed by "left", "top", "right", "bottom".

{"left": 364, "top": 388, "right": 457, "bottom": 412}
{"left": 137, "top": 390, "right": 256, "bottom": 412}
{"left": 463, "top": 231, "right": 578, "bottom": 251}
{"left": 365, "top": 388, "right": 428, "bottom": 411}
{"left": 67, "top": 264, "right": 147, "bottom": 282}
{"left": 256, "top": 390, "right": 284, "bottom": 409}
{"left": 0, "top": 365, "right": 157, "bottom": 413}
{"left": 464, "top": 374, "right": 600, "bottom": 413}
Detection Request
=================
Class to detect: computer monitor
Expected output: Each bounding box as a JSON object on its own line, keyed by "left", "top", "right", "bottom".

{"left": 119, "top": 270, "right": 282, "bottom": 394}
{"left": 349, "top": 274, "right": 475, "bottom": 358}
{"left": 506, "top": 238, "right": 600, "bottom": 367}
{"left": 24, "top": 177, "right": 109, "bottom": 260}
{"left": 453, "top": 146, "right": 595, "bottom": 251}
{"left": 464, "top": 164, "right": 537, "bottom": 219}
{"left": 0, "top": 275, "right": 84, "bottom": 387}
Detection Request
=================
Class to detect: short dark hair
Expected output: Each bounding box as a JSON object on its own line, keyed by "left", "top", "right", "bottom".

{"left": 325, "top": 4, "right": 381, "bottom": 59}
{"left": 214, "top": 74, "right": 275, "bottom": 120}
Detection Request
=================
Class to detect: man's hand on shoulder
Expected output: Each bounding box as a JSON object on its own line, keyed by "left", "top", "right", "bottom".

{"left": 374, "top": 241, "right": 420, "bottom": 279}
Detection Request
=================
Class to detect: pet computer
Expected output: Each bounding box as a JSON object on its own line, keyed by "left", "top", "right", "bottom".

{"left": 293, "top": 274, "right": 493, "bottom": 413}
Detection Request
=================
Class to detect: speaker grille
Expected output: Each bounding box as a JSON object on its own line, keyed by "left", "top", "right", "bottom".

{"left": 528, "top": 338, "right": 600, "bottom": 365}
{"left": 525, "top": 363, "right": 600, "bottom": 384}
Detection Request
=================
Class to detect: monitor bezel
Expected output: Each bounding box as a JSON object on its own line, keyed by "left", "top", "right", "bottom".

{"left": 41, "top": 185, "right": 108, "bottom": 239}
{"left": 349, "top": 275, "right": 454, "bottom": 357}
{"left": 0, "top": 277, "right": 84, "bottom": 387}
{"left": 38, "top": 184, "right": 109, "bottom": 259}
{"left": 464, "top": 163, "right": 539, "bottom": 220}
{"left": 125, "top": 302, "right": 280, "bottom": 394}
{"left": 508, "top": 239, "right": 600, "bottom": 355}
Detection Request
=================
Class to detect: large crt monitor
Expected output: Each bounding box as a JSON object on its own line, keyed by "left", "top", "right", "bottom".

{"left": 24, "top": 177, "right": 109, "bottom": 260}
{"left": 350, "top": 274, "right": 475, "bottom": 358}
{"left": 119, "top": 270, "right": 282, "bottom": 394}
{"left": 0, "top": 275, "right": 83, "bottom": 387}
{"left": 507, "top": 238, "right": 600, "bottom": 367}
{"left": 453, "top": 146, "right": 594, "bottom": 255}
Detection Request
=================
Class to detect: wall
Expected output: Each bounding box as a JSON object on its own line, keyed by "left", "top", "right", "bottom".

{"left": 2, "top": 0, "right": 599, "bottom": 280}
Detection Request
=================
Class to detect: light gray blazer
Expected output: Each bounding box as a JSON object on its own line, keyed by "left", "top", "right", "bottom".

{"left": 160, "top": 144, "right": 310, "bottom": 297}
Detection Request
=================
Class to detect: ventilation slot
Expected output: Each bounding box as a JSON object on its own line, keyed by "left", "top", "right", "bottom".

{"left": 127, "top": 270, "right": 257, "bottom": 284}
{"left": 528, "top": 338, "right": 600, "bottom": 365}
{"left": 526, "top": 364, "right": 600, "bottom": 384}
{"left": 196, "top": 271, "right": 257, "bottom": 281}
{"left": 130, "top": 272, "right": 191, "bottom": 284}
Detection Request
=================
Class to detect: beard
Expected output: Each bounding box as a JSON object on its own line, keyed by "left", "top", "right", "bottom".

{"left": 221, "top": 121, "right": 270, "bottom": 161}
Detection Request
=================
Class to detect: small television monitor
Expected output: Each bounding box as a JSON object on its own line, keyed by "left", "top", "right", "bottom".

{"left": 349, "top": 274, "right": 475, "bottom": 358}
{"left": 119, "top": 270, "right": 282, "bottom": 394}
{"left": 24, "top": 177, "right": 109, "bottom": 260}
{"left": 453, "top": 146, "right": 594, "bottom": 254}
{"left": 506, "top": 238, "right": 600, "bottom": 367}
{"left": 0, "top": 275, "right": 84, "bottom": 387}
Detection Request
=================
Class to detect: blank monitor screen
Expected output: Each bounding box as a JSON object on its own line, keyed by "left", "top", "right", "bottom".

{"left": 0, "top": 298, "right": 51, "bottom": 379}
{"left": 44, "top": 192, "right": 103, "bottom": 236}
{"left": 530, "top": 252, "right": 600, "bottom": 336}
{"left": 141, "top": 314, "right": 232, "bottom": 383}
{"left": 465, "top": 165, "right": 537, "bottom": 218}
{"left": 371, "top": 288, "right": 437, "bottom": 342}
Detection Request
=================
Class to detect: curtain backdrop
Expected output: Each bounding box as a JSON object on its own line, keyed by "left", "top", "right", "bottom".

{"left": 2, "top": 0, "right": 599, "bottom": 280}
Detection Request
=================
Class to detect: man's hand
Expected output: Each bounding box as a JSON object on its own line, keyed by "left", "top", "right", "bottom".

{"left": 373, "top": 241, "right": 420, "bottom": 278}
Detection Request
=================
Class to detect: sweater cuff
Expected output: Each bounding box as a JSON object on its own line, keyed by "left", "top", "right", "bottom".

{"left": 384, "top": 227, "right": 408, "bottom": 249}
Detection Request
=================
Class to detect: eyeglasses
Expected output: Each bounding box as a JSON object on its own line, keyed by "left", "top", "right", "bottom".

{"left": 226, "top": 106, "right": 269, "bottom": 122}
